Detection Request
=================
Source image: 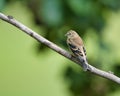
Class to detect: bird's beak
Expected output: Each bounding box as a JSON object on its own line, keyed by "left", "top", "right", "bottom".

{"left": 65, "top": 33, "right": 68, "bottom": 37}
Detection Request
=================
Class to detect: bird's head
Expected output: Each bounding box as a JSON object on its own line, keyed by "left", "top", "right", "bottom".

{"left": 65, "top": 30, "right": 78, "bottom": 39}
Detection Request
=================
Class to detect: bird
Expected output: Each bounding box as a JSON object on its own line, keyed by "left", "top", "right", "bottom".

{"left": 65, "top": 30, "right": 89, "bottom": 71}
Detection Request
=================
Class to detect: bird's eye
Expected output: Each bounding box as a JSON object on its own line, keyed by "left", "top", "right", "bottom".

{"left": 69, "top": 32, "right": 72, "bottom": 35}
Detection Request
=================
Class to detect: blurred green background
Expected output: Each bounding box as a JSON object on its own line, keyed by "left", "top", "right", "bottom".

{"left": 0, "top": 0, "right": 120, "bottom": 96}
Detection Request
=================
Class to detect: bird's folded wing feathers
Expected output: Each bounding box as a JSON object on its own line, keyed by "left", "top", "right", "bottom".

{"left": 68, "top": 43, "right": 84, "bottom": 57}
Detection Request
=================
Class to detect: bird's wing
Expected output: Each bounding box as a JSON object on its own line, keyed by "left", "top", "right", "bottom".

{"left": 70, "top": 37, "right": 86, "bottom": 57}
{"left": 67, "top": 42, "right": 83, "bottom": 57}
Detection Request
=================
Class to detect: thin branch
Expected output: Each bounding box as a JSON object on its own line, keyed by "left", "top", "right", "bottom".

{"left": 0, "top": 13, "right": 120, "bottom": 84}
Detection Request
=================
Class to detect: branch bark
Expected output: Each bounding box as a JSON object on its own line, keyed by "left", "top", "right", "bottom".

{"left": 0, "top": 13, "right": 120, "bottom": 84}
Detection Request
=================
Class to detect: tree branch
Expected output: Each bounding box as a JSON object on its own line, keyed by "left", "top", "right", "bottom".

{"left": 0, "top": 13, "right": 120, "bottom": 84}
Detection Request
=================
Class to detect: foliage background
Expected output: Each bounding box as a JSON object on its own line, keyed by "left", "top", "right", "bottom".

{"left": 0, "top": 0, "right": 120, "bottom": 96}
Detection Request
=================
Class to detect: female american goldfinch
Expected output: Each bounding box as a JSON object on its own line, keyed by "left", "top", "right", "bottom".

{"left": 65, "top": 30, "right": 89, "bottom": 71}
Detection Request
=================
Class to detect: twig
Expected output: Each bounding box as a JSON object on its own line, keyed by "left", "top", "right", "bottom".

{"left": 0, "top": 12, "right": 120, "bottom": 84}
